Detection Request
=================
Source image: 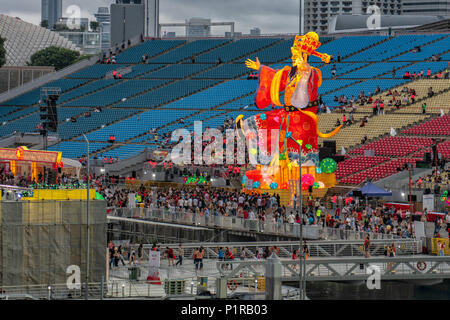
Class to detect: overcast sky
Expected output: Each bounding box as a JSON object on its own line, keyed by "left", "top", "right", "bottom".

{"left": 1, "top": 0, "right": 301, "bottom": 35}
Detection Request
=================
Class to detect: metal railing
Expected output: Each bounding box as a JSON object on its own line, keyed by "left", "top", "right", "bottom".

{"left": 108, "top": 207, "right": 410, "bottom": 240}
{"left": 0, "top": 282, "right": 104, "bottom": 300}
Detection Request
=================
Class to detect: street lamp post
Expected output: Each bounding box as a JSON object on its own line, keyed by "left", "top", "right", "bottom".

{"left": 287, "top": 136, "right": 305, "bottom": 300}
{"left": 82, "top": 133, "right": 90, "bottom": 300}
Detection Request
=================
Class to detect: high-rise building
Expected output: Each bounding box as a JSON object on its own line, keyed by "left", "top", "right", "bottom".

{"left": 304, "top": 0, "right": 450, "bottom": 34}
{"left": 250, "top": 27, "right": 261, "bottom": 35}
{"left": 41, "top": 0, "right": 62, "bottom": 29}
{"left": 116, "top": 0, "right": 143, "bottom": 3}
{"left": 145, "top": 0, "right": 160, "bottom": 38}
{"left": 111, "top": 2, "right": 145, "bottom": 46}
{"left": 186, "top": 18, "right": 211, "bottom": 37}
{"left": 304, "top": 0, "right": 403, "bottom": 34}
{"left": 401, "top": 0, "right": 450, "bottom": 16}
{"left": 95, "top": 7, "right": 111, "bottom": 50}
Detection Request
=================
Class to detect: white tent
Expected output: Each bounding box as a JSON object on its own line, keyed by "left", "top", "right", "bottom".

{"left": 61, "top": 157, "right": 82, "bottom": 177}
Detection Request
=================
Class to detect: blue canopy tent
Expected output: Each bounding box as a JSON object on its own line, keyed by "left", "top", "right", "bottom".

{"left": 350, "top": 182, "right": 392, "bottom": 197}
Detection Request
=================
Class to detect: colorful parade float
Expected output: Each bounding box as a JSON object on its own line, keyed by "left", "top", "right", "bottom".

{"left": 236, "top": 32, "right": 343, "bottom": 204}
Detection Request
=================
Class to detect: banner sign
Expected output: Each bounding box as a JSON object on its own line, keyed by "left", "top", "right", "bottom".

{"left": 147, "top": 250, "right": 161, "bottom": 285}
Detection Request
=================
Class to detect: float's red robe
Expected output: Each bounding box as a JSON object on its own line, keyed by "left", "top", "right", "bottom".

{"left": 242, "top": 65, "right": 322, "bottom": 161}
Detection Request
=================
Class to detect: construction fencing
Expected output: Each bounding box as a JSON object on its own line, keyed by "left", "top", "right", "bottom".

{"left": 0, "top": 200, "right": 107, "bottom": 287}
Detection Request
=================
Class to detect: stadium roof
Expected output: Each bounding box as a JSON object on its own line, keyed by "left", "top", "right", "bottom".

{"left": 0, "top": 14, "right": 80, "bottom": 67}
{"left": 328, "top": 15, "right": 447, "bottom": 34}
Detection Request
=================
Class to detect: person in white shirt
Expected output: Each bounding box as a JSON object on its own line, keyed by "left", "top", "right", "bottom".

{"left": 249, "top": 208, "right": 256, "bottom": 220}
{"left": 288, "top": 213, "right": 295, "bottom": 224}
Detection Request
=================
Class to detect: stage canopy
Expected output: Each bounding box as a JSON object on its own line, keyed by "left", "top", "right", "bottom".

{"left": 351, "top": 182, "right": 392, "bottom": 197}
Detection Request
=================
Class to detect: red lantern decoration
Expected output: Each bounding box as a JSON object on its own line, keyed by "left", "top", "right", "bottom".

{"left": 245, "top": 170, "right": 262, "bottom": 182}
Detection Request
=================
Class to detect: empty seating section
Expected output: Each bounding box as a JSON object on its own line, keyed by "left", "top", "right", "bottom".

{"left": 66, "top": 64, "right": 128, "bottom": 79}
{"left": 150, "top": 39, "right": 229, "bottom": 63}
{"left": 242, "top": 38, "right": 294, "bottom": 64}
{"left": 57, "top": 107, "right": 91, "bottom": 122}
{"left": 115, "top": 40, "right": 185, "bottom": 63}
{"left": 0, "top": 112, "right": 39, "bottom": 135}
{"left": 335, "top": 156, "right": 390, "bottom": 179}
{"left": 64, "top": 80, "right": 168, "bottom": 107}
{"left": 349, "top": 136, "right": 434, "bottom": 156}
{"left": 391, "top": 35, "right": 450, "bottom": 61}
{"left": 142, "top": 64, "right": 210, "bottom": 79}
{"left": 411, "top": 140, "right": 450, "bottom": 159}
{"left": 98, "top": 144, "right": 156, "bottom": 160}
{"left": 380, "top": 61, "right": 448, "bottom": 79}
{"left": 308, "top": 36, "right": 387, "bottom": 63}
{"left": 339, "top": 158, "right": 417, "bottom": 185}
{"left": 0, "top": 106, "right": 20, "bottom": 118}
{"left": 1, "top": 79, "right": 89, "bottom": 106}
{"left": 162, "top": 80, "right": 256, "bottom": 109}
{"left": 346, "top": 34, "right": 445, "bottom": 62}
{"left": 57, "top": 79, "right": 117, "bottom": 104}
{"left": 318, "top": 80, "right": 359, "bottom": 98}
{"left": 115, "top": 80, "right": 219, "bottom": 108}
{"left": 57, "top": 108, "right": 138, "bottom": 140}
{"left": 0, "top": 107, "right": 38, "bottom": 122}
{"left": 341, "top": 62, "right": 409, "bottom": 79}
{"left": 193, "top": 64, "right": 248, "bottom": 79}
{"left": 218, "top": 95, "right": 259, "bottom": 110}
{"left": 195, "top": 38, "right": 281, "bottom": 63}
{"left": 81, "top": 110, "right": 196, "bottom": 142}
{"left": 402, "top": 115, "right": 450, "bottom": 136}
{"left": 321, "top": 63, "right": 369, "bottom": 79}
{"left": 47, "top": 142, "right": 108, "bottom": 158}
{"left": 123, "top": 64, "right": 165, "bottom": 79}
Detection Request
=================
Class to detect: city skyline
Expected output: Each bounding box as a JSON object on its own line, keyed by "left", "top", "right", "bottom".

{"left": 1, "top": 0, "right": 303, "bottom": 35}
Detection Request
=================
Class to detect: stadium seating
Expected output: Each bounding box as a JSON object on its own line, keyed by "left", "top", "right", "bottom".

{"left": 335, "top": 156, "right": 390, "bottom": 180}
{"left": 66, "top": 64, "right": 129, "bottom": 79}
{"left": 114, "top": 80, "right": 220, "bottom": 108}
{"left": 193, "top": 64, "right": 248, "bottom": 79}
{"left": 346, "top": 34, "right": 446, "bottom": 62}
{"left": 348, "top": 136, "right": 434, "bottom": 156}
{"left": 122, "top": 64, "right": 165, "bottom": 79}
{"left": 339, "top": 157, "right": 417, "bottom": 185}
{"left": 64, "top": 80, "right": 169, "bottom": 107}
{"left": 142, "top": 64, "right": 211, "bottom": 79}
{"left": 402, "top": 115, "right": 450, "bottom": 136}
{"left": 161, "top": 80, "right": 257, "bottom": 109}
{"left": 57, "top": 79, "right": 117, "bottom": 104}
{"left": 1, "top": 79, "right": 89, "bottom": 106}
{"left": 340, "top": 62, "right": 409, "bottom": 79}
{"left": 390, "top": 35, "right": 450, "bottom": 61}
{"left": 1, "top": 33, "right": 447, "bottom": 170}
{"left": 195, "top": 38, "right": 281, "bottom": 63}
{"left": 149, "top": 39, "right": 230, "bottom": 63}
{"left": 115, "top": 40, "right": 186, "bottom": 63}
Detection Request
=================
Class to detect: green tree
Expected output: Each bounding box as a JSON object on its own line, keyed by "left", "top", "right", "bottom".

{"left": 28, "top": 46, "right": 80, "bottom": 71}
{"left": 90, "top": 21, "right": 99, "bottom": 32}
{"left": 40, "top": 20, "right": 49, "bottom": 28}
{"left": 0, "top": 37, "right": 6, "bottom": 68}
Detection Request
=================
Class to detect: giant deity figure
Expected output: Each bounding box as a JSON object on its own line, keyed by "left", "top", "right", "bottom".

{"left": 237, "top": 32, "right": 342, "bottom": 190}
